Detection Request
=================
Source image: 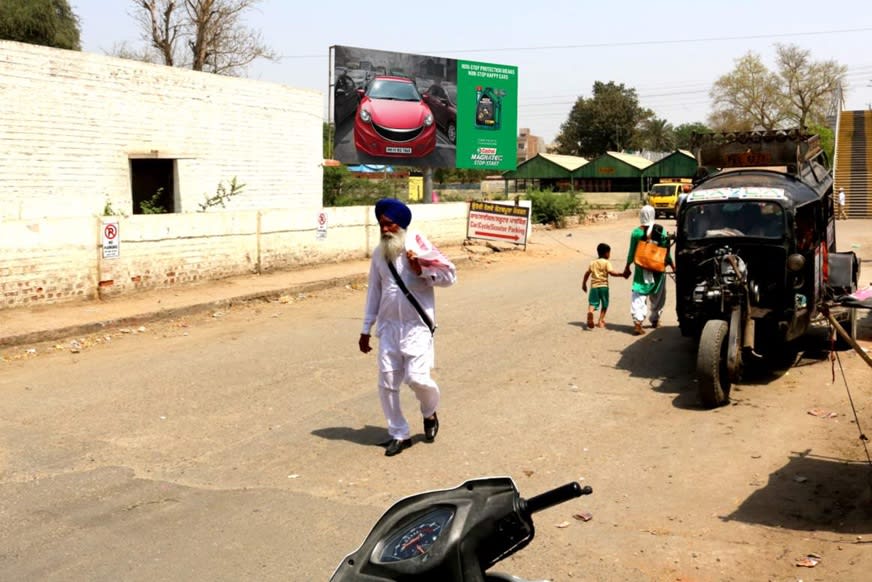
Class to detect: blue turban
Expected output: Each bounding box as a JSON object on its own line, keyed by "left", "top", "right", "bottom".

{"left": 375, "top": 198, "right": 412, "bottom": 229}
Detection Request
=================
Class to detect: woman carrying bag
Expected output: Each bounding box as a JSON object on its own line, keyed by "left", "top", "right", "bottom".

{"left": 623, "top": 205, "right": 674, "bottom": 336}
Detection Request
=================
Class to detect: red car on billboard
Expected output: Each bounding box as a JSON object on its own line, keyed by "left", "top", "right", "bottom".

{"left": 422, "top": 82, "right": 457, "bottom": 144}
{"left": 354, "top": 76, "right": 436, "bottom": 158}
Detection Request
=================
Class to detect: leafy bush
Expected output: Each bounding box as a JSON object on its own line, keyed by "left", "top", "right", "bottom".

{"left": 525, "top": 190, "right": 586, "bottom": 227}
{"left": 619, "top": 199, "right": 641, "bottom": 211}
{"left": 807, "top": 123, "right": 834, "bottom": 165}
{"left": 198, "top": 177, "right": 245, "bottom": 212}
{"left": 334, "top": 177, "right": 398, "bottom": 206}
{"left": 323, "top": 166, "right": 405, "bottom": 207}
{"left": 139, "top": 188, "right": 167, "bottom": 214}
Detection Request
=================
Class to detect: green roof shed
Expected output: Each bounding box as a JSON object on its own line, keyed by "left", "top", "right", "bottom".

{"left": 503, "top": 153, "right": 588, "bottom": 180}
{"left": 642, "top": 150, "right": 697, "bottom": 180}
{"left": 574, "top": 152, "right": 652, "bottom": 179}
{"left": 572, "top": 152, "right": 652, "bottom": 193}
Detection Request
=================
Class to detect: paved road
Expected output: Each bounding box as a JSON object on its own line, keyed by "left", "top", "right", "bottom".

{"left": 1, "top": 217, "right": 870, "bottom": 581}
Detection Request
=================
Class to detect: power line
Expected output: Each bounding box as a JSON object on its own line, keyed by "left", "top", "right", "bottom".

{"left": 439, "top": 26, "right": 872, "bottom": 54}
{"left": 277, "top": 26, "right": 872, "bottom": 60}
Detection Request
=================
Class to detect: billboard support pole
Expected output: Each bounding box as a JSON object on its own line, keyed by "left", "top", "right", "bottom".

{"left": 424, "top": 166, "right": 433, "bottom": 203}
{"left": 327, "top": 46, "right": 335, "bottom": 160}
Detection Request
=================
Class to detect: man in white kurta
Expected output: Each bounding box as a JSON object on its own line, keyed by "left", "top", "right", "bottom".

{"left": 359, "top": 198, "right": 457, "bottom": 456}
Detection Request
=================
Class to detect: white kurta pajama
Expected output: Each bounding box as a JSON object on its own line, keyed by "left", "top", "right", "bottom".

{"left": 361, "top": 231, "right": 457, "bottom": 440}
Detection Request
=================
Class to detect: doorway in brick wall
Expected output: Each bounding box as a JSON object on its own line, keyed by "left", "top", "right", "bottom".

{"left": 130, "top": 159, "right": 176, "bottom": 214}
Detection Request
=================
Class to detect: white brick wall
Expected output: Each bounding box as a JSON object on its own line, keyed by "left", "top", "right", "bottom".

{"left": 0, "top": 217, "right": 98, "bottom": 307}
{"left": 97, "top": 212, "right": 261, "bottom": 298}
{"left": 0, "top": 203, "right": 472, "bottom": 309}
{"left": 0, "top": 40, "right": 323, "bottom": 220}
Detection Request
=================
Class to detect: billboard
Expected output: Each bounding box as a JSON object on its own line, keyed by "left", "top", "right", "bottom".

{"left": 330, "top": 45, "right": 517, "bottom": 170}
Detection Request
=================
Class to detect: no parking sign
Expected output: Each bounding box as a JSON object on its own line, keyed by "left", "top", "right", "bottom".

{"left": 316, "top": 211, "right": 328, "bottom": 240}
{"left": 102, "top": 221, "right": 120, "bottom": 259}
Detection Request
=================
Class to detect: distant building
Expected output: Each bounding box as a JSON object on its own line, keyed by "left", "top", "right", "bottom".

{"left": 517, "top": 128, "right": 545, "bottom": 165}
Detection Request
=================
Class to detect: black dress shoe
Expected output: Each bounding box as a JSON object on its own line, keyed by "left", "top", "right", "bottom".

{"left": 384, "top": 439, "right": 412, "bottom": 457}
{"left": 424, "top": 412, "right": 439, "bottom": 442}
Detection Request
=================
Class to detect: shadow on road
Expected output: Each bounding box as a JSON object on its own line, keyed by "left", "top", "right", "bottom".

{"left": 722, "top": 450, "right": 872, "bottom": 534}
{"left": 312, "top": 425, "right": 391, "bottom": 447}
{"left": 568, "top": 322, "right": 644, "bottom": 334}
{"left": 614, "top": 326, "right": 701, "bottom": 409}
{"left": 613, "top": 321, "right": 853, "bottom": 411}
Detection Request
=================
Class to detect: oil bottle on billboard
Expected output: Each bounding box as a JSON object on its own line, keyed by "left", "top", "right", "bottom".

{"left": 475, "top": 86, "right": 502, "bottom": 130}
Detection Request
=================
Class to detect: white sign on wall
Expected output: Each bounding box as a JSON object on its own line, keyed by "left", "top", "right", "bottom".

{"left": 467, "top": 200, "right": 530, "bottom": 246}
{"left": 102, "top": 221, "right": 120, "bottom": 259}
{"left": 316, "top": 211, "right": 328, "bottom": 241}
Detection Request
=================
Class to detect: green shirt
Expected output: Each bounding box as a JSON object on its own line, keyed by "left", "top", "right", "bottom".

{"left": 626, "top": 226, "right": 672, "bottom": 295}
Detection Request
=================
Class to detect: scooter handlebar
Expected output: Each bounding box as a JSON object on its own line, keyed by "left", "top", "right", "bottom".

{"left": 524, "top": 481, "right": 592, "bottom": 515}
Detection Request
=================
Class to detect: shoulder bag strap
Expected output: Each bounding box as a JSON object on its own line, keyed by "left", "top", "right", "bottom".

{"left": 386, "top": 259, "right": 437, "bottom": 335}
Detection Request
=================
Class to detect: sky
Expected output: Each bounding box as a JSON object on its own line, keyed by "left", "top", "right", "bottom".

{"left": 70, "top": 0, "right": 872, "bottom": 145}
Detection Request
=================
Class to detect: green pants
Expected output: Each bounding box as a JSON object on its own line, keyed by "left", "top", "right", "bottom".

{"left": 588, "top": 287, "right": 609, "bottom": 310}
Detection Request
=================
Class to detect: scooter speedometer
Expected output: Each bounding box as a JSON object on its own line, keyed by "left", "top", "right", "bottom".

{"left": 376, "top": 506, "right": 455, "bottom": 563}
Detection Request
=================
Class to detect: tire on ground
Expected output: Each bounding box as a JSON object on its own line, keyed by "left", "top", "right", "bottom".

{"left": 697, "top": 319, "right": 731, "bottom": 408}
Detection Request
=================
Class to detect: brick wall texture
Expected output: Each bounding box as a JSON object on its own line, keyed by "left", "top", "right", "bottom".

{"left": 1, "top": 204, "right": 471, "bottom": 309}
{"left": 0, "top": 40, "right": 323, "bottom": 220}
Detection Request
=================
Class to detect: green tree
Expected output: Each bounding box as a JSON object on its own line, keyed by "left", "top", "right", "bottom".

{"left": 555, "top": 81, "right": 651, "bottom": 158}
{"left": 775, "top": 44, "right": 846, "bottom": 129}
{"left": 634, "top": 117, "right": 675, "bottom": 152}
{"left": 708, "top": 47, "right": 845, "bottom": 132}
{"left": 0, "top": 0, "right": 81, "bottom": 50}
{"left": 709, "top": 52, "right": 785, "bottom": 131}
{"left": 323, "top": 122, "right": 334, "bottom": 159}
{"left": 674, "top": 122, "right": 711, "bottom": 149}
{"left": 433, "top": 168, "right": 491, "bottom": 184}
{"left": 323, "top": 165, "right": 349, "bottom": 207}
{"left": 807, "top": 122, "right": 835, "bottom": 164}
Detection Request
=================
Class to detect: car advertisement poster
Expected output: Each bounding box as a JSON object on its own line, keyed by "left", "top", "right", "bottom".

{"left": 330, "top": 45, "right": 516, "bottom": 171}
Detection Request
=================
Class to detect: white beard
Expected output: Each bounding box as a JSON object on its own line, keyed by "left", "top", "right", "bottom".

{"left": 380, "top": 228, "right": 407, "bottom": 262}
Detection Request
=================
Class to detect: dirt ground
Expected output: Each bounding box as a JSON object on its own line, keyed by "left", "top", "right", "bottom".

{"left": 1, "top": 215, "right": 871, "bottom": 581}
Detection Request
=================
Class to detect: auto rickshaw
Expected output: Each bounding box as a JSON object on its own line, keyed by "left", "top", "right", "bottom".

{"left": 675, "top": 129, "right": 860, "bottom": 408}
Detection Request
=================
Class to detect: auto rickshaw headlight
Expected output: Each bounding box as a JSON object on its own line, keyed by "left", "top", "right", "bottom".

{"left": 786, "top": 254, "right": 805, "bottom": 272}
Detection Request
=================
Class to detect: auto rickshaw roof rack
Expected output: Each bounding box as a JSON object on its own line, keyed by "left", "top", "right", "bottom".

{"left": 691, "top": 129, "right": 825, "bottom": 176}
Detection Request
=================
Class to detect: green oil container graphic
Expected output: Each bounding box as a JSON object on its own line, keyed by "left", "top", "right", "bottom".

{"left": 475, "top": 86, "right": 503, "bottom": 130}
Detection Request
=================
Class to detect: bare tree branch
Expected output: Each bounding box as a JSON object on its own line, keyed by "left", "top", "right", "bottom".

{"left": 709, "top": 52, "right": 787, "bottom": 131}
{"left": 105, "top": 40, "right": 160, "bottom": 64}
{"left": 126, "top": 0, "right": 274, "bottom": 76}
{"left": 132, "top": 0, "right": 179, "bottom": 66}
{"left": 775, "top": 44, "right": 846, "bottom": 129}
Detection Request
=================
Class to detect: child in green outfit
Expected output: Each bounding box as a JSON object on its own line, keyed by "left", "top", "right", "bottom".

{"left": 582, "top": 243, "right": 626, "bottom": 329}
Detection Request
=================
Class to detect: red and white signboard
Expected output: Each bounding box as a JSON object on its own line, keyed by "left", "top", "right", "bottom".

{"left": 102, "top": 221, "right": 120, "bottom": 259}
{"left": 467, "top": 200, "right": 530, "bottom": 246}
{"left": 316, "top": 211, "right": 328, "bottom": 240}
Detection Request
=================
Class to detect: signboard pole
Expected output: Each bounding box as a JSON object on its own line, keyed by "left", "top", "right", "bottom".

{"left": 327, "top": 45, "right": 336, "bottom": 161}
{"left": 424, "top": 167, "right": 433, "bottom": 204}
{"left": 101, "top": 220, "right": 120, "bottom": 259}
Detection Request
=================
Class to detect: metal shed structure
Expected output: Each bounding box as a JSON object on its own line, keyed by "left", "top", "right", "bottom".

{"left": 503, "top": 153, "right": 588, "bottom": 191}
{"left": 574, "top": 151, "right": 653, "bottom": 193}
{"left": 640, "top": 149, "right": 698, "bottom": 190}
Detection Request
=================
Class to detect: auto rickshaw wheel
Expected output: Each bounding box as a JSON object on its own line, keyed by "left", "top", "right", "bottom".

{"left": 697, "top": 319, "right": 731, "bottom": 408}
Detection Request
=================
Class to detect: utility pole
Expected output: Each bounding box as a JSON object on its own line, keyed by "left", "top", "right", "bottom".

{"left": 423, "top": 167, "right": 433, "bottom": 203}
